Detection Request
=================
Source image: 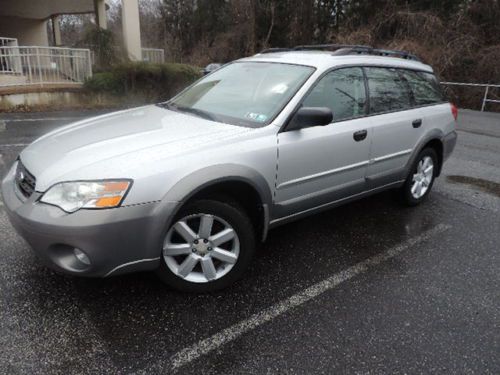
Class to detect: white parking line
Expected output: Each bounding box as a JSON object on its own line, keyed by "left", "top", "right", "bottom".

{"left": 164, "top": 224, "right": 451, "bottom": 371}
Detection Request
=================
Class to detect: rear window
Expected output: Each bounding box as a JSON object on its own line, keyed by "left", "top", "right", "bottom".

{"left": 365, "top": 67, "right": 412, "bottom": 114}
{"left": 400, "top": 70, "right": 444, "bottom": 105}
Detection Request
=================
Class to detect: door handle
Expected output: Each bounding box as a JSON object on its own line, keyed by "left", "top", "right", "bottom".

{"left": 353, "top": 129, "right": 368, "bottom": 142}
{"left": 412, "top": 119, "right": 422, "bottom": 128}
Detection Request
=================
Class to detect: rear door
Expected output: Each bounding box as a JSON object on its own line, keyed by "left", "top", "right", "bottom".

{"left": 364, "top": 67, "right": 425, "bottom": 188}
{"left": 275, "top": 67, "right": 371, "bottom": 218}
{"left": 399, "top": 69, "right": 451, "bottom": 135}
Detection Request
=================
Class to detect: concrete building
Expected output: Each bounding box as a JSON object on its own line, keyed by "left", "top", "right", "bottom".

{"left": 0, "top": 0, "right": 145, "bottom": 61}
{"left": 0, "top": 0, "right": 164, "bottom": 108}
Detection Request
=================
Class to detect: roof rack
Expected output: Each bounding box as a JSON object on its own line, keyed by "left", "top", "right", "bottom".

{"left": 259, "top": 44, "right": 421, "bottom": 62}
{"left": 260, "top": 44, "right": 371, "bottom": 54}
{"left": 332, "top": 46, "right": 421, "bottom": 61}
{"left": 259, "top": 47, "right": 294, "bottom": 54}
{"left": 293, "top": 44, "right": 373, "bottom": 51}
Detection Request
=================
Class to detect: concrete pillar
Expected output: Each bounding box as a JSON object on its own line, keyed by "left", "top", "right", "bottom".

{"left": 94, "top": 0, "right": 108, "bottom": 29}
{"left": 121, "top": 0, "right": 142, "bottom": 61}
{"left": 52, "top": 16, "right": 62, "bottom": 46}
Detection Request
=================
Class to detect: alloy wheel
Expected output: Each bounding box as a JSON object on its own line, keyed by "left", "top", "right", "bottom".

{"left": 163, "top": 214, "right": 240, "bottom": 283}
{"left": 411, "top": 155, "right": 434, "bottom": 199}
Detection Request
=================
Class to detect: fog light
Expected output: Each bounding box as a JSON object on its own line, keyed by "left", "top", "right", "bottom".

{"left": 74, "top": 248, "right": 91, "bottom": 266}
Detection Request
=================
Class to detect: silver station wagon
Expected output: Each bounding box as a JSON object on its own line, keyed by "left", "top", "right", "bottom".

{"left": 2, "top": 45, "right": 457, "bottom": 292}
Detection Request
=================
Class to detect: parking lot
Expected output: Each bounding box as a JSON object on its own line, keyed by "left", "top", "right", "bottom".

{"left": 0, "top": 109, "right": 499, "bottom": 374}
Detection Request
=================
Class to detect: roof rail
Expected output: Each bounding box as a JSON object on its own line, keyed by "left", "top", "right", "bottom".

{"left": 260, "top": 47, "right": 294, "bottom": 54}
{"left": 258, "top": 43, "right": 421, "bottom": 62}
{"left": 260, "top": 44, "right": 372, "bottom": 54}
{"left": 332, "top": 46, "right": 421, "bottom": 61}
{"left": 293, "top": 44, "right": 373, "bottom": 51}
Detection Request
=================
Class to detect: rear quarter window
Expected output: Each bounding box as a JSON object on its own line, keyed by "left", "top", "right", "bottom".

{"left": 400, "top": 70, "right": 444, "bottom": 106}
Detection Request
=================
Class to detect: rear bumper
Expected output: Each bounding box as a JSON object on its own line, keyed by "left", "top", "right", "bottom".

{"left": 443, "top": 130, "right": 457, "bottom": 162}
{"left": 1, "top": 163, "right": 179, "bottom": 277}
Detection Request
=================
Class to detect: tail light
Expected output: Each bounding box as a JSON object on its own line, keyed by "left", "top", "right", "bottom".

{"left": 450, "top": 103, "right": 458, "bottom": 121}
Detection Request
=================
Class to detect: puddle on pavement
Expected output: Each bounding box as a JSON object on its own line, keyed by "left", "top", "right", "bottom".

{"left": 447, "top": 175, "right": 500, "bottom": 198}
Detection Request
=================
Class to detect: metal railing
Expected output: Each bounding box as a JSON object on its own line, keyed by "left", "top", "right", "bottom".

{"left": 0, "top": 46, "right": 92, "bottom": 87}
{"left": 142, "top": 48, "right": 165, "bottom": 64}
{"left": 441, "top": 81, "right": 500, "bottom": 112}
{"left": 0, "top": 37, "right": 18, "bottom": 47}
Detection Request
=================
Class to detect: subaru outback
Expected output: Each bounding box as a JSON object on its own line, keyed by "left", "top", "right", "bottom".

{"left": 1, "top": 45, "right": 457, "bottom": 292}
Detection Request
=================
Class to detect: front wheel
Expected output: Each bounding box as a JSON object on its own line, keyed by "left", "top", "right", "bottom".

{"left": 156, "top": 198, "right": 256, "bottom": 293}
{"left": 400, "top": 148, "right": 438, "bottom": 206}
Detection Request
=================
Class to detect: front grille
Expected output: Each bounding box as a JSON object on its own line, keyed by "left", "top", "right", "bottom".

{"left": 16, "top": 161, "right": 36, "bottom": 198}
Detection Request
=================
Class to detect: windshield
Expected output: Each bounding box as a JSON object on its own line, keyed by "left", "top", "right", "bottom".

{"left": 166, "top": 62, "right": 315, "bottom": 128}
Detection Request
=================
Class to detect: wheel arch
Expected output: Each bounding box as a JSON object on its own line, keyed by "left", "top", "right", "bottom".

{"left": 161, "top": 164, "right": 273, "bottom": 242}
{"left": 406, "top": 130, "right": 445, "bottom": 177}
{"left": 422, "top": 138, "right": 444, "bottom": 176}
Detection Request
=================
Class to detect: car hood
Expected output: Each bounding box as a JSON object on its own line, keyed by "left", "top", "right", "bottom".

{"left": 20, "top": 105, "right": 253, "bottom": 191}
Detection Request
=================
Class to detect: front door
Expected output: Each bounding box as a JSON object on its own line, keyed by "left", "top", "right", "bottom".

{"left": 275, "top": 67, "right": 371, "bottom": 219}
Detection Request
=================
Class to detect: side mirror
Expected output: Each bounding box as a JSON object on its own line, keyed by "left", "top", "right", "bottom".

{"left": 287, "top": 107, "right": 333, "bottom": 131}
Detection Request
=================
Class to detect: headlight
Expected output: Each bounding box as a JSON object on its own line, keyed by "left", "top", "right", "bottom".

{"left": 40, "top": 180, "right": 131, "bottom": 213}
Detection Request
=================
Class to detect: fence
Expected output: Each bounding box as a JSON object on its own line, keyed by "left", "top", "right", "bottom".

{"left": 142, "top": 48, "right": 165, "bottom": 64}
{"left": 441, "top": 82, "right": 500, "bottom": 112}
{"left": 0, "top": 46, "right": 92, "bottom": 87}
{"left": 0, "top": 37, "right": 18, "bottom": 48}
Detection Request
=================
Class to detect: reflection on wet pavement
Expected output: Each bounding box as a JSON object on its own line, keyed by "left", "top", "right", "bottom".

{"left": 447, "top": 175, "right": 500, "bottom": 198}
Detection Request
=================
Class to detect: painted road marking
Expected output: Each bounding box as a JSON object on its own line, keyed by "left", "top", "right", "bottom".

{"left": 161, "top": 224, "right": 451, "bottom": 372}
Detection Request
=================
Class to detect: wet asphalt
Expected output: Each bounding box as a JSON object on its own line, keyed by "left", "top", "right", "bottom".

{"left": 0, "top": 109, "right": 499, "bottom": 374}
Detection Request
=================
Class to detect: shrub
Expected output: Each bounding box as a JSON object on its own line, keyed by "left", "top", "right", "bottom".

{"left": 84, "top": 62, "right": 202, "bottom": 104}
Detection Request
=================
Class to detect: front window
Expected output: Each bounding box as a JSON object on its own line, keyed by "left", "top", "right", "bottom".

{"left": 165, "top": 62, "right": 315, "bottom": 127}
{"left": 302, "top": 67, "right": 367, "bottom": 122}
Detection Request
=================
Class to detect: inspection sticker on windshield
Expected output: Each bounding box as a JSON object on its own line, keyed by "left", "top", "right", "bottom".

{"left": 246, "top": 112, "right": 268, "bottom": 122}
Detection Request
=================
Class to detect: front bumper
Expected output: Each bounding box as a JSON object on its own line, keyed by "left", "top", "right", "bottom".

{"left": 1, "top": 163, "right": 178, "bottom": 277}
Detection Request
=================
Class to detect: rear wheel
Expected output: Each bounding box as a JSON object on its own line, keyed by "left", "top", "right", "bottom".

{"left": 156, "top": 198, "right": 255, "bottom": 292}
{"left": 400, "top": 148, "right": 438, "bottom": 206}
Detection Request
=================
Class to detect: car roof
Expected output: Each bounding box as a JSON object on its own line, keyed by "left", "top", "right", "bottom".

{"left": 239, "top": 51, "right": 434, "bottom": 73}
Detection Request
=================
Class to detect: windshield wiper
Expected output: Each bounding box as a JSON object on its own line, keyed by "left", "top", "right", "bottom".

{"left": 157, "top": 102, "right": 217, "bottom": 121}
{"left": 156, "top": 101, "right": 172, "bottom": 108}
{"left": 175, "top": 106, "right": 217, "bottom": 121}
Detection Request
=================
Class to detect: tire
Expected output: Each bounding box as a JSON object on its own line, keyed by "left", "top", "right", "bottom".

{"left": 156, "top": 198, "right": 256, "bottom": 293}
{"left": 400, "top": 148, "right": 438, "bottom": 206}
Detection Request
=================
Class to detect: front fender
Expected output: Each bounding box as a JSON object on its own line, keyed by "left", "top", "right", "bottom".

{"left": 156, "top": 164, "right": 274, "bottom": 241}
{"left": 162, "top": 163, "right": 273, "bottom": 205}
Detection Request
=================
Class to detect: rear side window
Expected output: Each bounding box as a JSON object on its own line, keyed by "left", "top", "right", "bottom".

{"left": 302, "top": 67, "right": 367, "bottom": 122}
{"left": 400, "top": 70, "right": 444, "bottom": 105}
{"left": 365, "top": 67, "right": 411, "bottom": 114}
